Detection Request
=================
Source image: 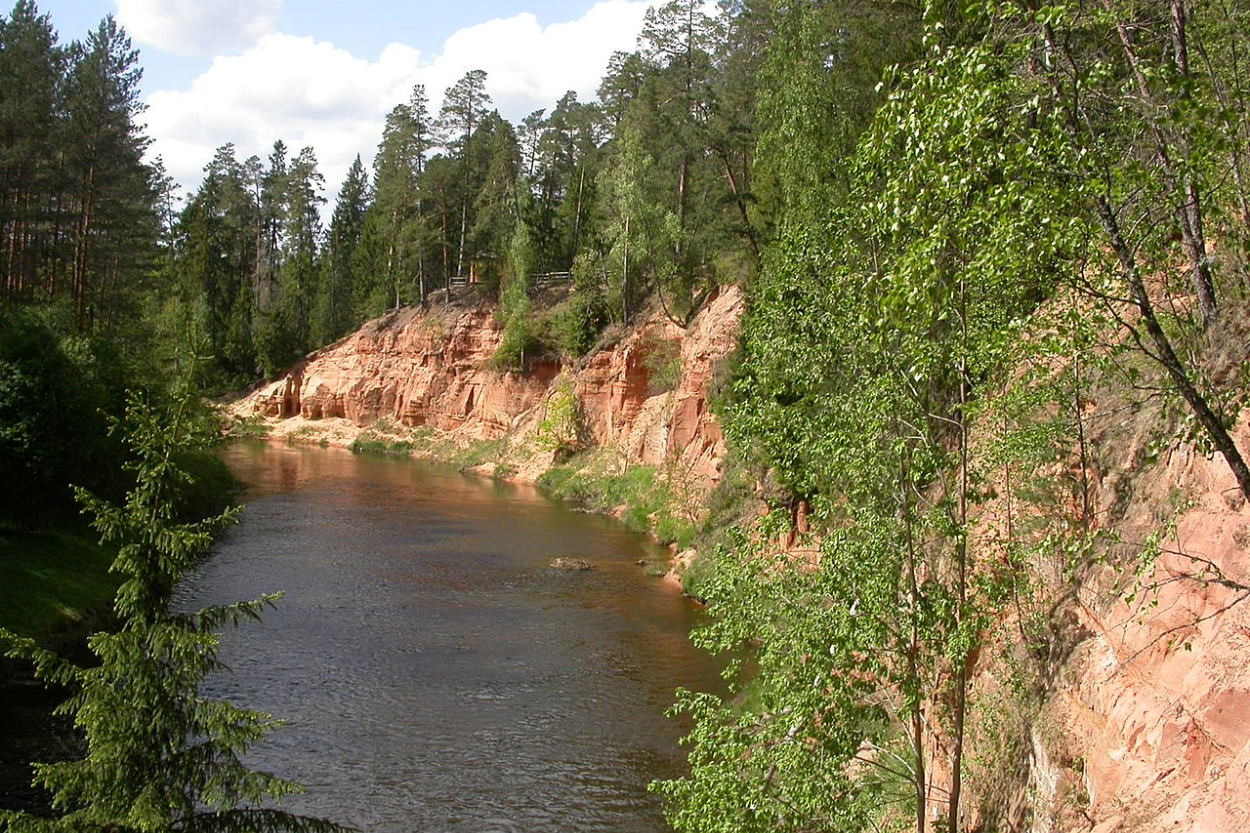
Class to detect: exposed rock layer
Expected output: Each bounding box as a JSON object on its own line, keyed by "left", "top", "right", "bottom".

{"left": 1055, "top": 424, "right": 1250, "bottom": 833}
{"left": 234, "top": 285, "right": 743, "bottom": 489}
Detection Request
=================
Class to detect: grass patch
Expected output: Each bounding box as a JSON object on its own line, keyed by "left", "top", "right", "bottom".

{"left": 226, "top": 414, "right": 270, "bottom": 439}
{"left": 349, "top": 423, "right": 509, "bottom": 474}
{"left": 537, "top": 454, "right": 696, "bottom": 548}
{"left": 283, "top": 425, "right": 330, "bottom": 447}
{"left": 349, "top": 422, "right": 435, "bottom": 457}
{"left": 0, "top": 528, "right": 119, "bottom": 640}
{"left": 679, "top": 548, "right": 718, "bottom": 600}
{"left": 349, "top": 435, "right": 416, "bottom": 456}
{"left": 643, "top": 560, "right": 671, "bottom": 578}
{"left": 446, "top": 438, "right": 506, "bottom": 470}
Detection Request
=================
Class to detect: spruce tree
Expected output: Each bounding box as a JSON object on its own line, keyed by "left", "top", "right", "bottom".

{"left": 312, "top": 154, "right": 370, "bottom": 345}
{"left": 0, "top": 388, "right": 351, "bottom": 833}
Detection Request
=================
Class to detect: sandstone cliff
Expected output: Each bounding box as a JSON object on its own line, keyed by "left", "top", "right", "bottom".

{"left": 231, "top": 285, "right": 742, "bottom": 491}
{"left": 1039, "top": 421, "right": 1250, "bottom": 833}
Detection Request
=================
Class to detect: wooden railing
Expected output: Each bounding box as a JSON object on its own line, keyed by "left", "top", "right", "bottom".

{"left": 533, "top": 271, "right": 572, "bottom": 285}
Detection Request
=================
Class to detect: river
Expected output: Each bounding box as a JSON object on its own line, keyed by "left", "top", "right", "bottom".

{"left": 164, "top": 442, "right": 719, "bottom": 832}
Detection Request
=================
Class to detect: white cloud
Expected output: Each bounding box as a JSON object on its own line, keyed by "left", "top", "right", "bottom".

{"left": 142, "top": 1, "right": 661, "bottom": 204}
{"left": 143, "top": 33, "right": 408, "bottom": 198}
{"left": 431, "top": 1, "right": 658, "bottom": 118}
{"left": 115, "top": 0, "right": 281, "bottom": 57}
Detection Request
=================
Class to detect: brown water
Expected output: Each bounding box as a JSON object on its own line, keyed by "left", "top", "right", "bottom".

{"left": 167, "top": 442, "right": 720, "bottom": 832}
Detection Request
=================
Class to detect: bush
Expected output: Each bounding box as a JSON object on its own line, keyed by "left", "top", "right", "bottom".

{"left": 541, "top": 290, "right": 607, "bottom": 360}
{"left": 349, "top": 435, "right": 415, "bottom": 456}
{"left": 535, "top": 377, "right": 586, "bottom": 460}
{"left": 642, "top": 333, "right": 682, "bottom": 394}
{"left": 0, "top": 306, "right": 130, "bottom": 528}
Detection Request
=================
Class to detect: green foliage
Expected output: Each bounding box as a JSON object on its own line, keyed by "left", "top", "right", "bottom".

{"left": 348, "top": 435, "right": 416, "bottom": 457}
{"left": 492, "top": 224, "right": 538, "bottom": 370}
{"left": 0, "top": 389, "right": 351, "bottom": 833}
{"left": 1, "top": 6, "right": 160, "bottom": 334}
{"left": 493, "top": 295, "right": 536, "bottom": 371}
{"left": 226, "top": 415, "right": 271, "bottom": 440}
{"left": 753, "top": 0, "right": 922, "bottom": 228}
{"left": 170, "top": 450, "right": 240, "bottom": 521}
{"left": 0, "top": 305, "right": 130, "bottom": 528}
{"left": 445, "top": 438, "right": 506, "bottom": 471}
{"left": 538, "top": 456, "right": 695, "bottom": 547}
{"left": 314, "top": 155, "right": 372, "bottom": 344}
{"left": 539, "top": 291, "right": 604, "bottom": 359}
{"left": 664, "top": 8, "right": 1100, "bottom": 831}
{"left": 655, "top": 525, "right": 907, "bottom": 833}
{"left": 535, "top": 376, "right": 585, "bottom": 460}
{"left": 535, "top": 255, "right": 609, "bottom": 360}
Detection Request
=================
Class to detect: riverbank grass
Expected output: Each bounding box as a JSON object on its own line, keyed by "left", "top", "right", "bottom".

{"left": 538, "top": 452, "right": 697, "bottom": 549}
{"left": 0, "top": 528, "right": 118, "bottom": 639}
{"left": 350, "top": 421, "right": 511, "bottom": 471}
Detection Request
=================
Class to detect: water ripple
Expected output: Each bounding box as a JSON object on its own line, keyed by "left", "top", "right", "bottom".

{"left": 169, "top": 444, "right": 724, "bottom": 832}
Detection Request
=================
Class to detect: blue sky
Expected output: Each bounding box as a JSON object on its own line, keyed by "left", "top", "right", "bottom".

{"left": 33, "top": 0, "right": 662, "bottom": 199}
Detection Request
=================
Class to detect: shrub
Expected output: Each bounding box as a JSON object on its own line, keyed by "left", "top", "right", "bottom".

{"left": 536, "top": 377, "right": 586, "bottom": 460}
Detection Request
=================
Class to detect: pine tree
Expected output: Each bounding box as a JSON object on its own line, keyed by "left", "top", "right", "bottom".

{"left": 0, "top": 1, "right": 65, "bottom": 299}
{"left": 362, "top": 85, "right": 431, "bottom": 315}
{"left": 256, "top": 146, "right": 323, "bottom": 377}
{"left": 61, "top": 15, "right": 157, "bottom": 332}
{"left": 467, "top": 112, "right": 521, "bottom": 288}
{"left": 178, "top": 144, "right": 260, "bottom": 381}
{"left": 438, "top": 70, "right": 490, "bottom": 279}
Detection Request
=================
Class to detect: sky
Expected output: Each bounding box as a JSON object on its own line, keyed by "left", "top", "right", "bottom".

{"left": 36, "top": 0, "right": 663, "bottom": 202}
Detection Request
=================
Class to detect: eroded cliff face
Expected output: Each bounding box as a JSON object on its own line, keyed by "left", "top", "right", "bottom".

{"left": 963, "top": 402, "right": 1250, "bottom": 832}
{"left": 233, "top": 285, "right": 742, "bottom": 491}
{"left": 1044, "top": 423, "right": 1250, "bottom": 833}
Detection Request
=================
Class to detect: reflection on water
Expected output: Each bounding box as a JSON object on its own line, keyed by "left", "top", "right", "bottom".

{"left": 167, "top": 443, "right": 720, "bottom": 832}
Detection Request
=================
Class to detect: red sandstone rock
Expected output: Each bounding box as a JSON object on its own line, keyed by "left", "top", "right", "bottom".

{"left": 1045, "top": 422, "right": 1250, "bottom": 832}
{"left": 232, "top": 286, "right": 743, "bottom": 495}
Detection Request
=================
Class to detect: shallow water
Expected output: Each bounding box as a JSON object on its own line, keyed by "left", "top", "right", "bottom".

{"left": 164, "top": 443, "right": 720, "bottom": 832}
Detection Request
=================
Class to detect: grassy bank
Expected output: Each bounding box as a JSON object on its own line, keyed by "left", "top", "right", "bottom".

{"left": 0, "top": 527, "right": 118, "bottom": 642}
{"left": 0, "top": 451, "right": 235, "bottom": 645}
{"left": 538, "top": 453, "right": 697, "bottom": 550}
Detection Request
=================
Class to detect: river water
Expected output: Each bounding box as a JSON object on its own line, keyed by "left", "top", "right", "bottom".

{"left": 165, "top": 442, "right": 719, "bottom": 832}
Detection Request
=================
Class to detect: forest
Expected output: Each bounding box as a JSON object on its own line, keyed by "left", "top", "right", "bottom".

{"left": 4, "top": 0, "right": 1250, "bottom": 830}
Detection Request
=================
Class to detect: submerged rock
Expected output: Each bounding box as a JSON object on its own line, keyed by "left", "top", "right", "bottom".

{"left": 548, "top": 556, "right": 594, "bottom": 572}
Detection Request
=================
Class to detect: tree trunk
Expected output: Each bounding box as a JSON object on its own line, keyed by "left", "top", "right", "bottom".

{"left": 676, "top": 155, "right": 689, "bottom": 264}
{"left": 73, "top": 163, "right": 97, "bottom": 330}
{"left": 622, "top": 215, "right": 630, "bottom": 322}
{"left": 572, "top": 165, "right": 586, "bottom": 262}
{"left": 947, "top": 276, "right": 971, "bottom": 833}
{"left": 1109, "top": 0, "right": 1218, "bottom": 326}
{"left": 714, "top": 145, "right": 761, "bottom": 266}
{"left": 1096, "top": 197, "right": 1250, "bottom": 499}
{"left": 457, "top": 201, "right": 468, "bottom": 279}
{"left": 902, "top": 451, "right": 927, "bottom": 833}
